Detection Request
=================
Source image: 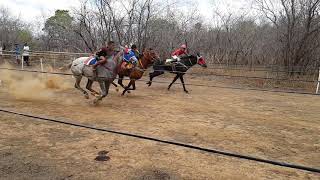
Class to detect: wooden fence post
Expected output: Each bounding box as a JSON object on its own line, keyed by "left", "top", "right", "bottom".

{"left": 316, "top": 67, "right": 320, "bottom": 94}
{"left": 21, "top": 55, "right": 24, "bottom": 70}
{"left": 40, "top": 58, "right": 44, "bottom": 72}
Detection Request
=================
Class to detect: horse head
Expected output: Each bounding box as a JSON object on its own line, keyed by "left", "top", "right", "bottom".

{"left": 196, "top": 53, "right": 207, "bottom": 68}
{"left": 142, "top": 48, "right": 160, "bottom": 68}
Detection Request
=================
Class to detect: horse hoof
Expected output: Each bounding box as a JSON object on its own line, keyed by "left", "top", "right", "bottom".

{"left": 116, "top": 88, "right": 119, "bottom": 92}
{"left": 90, "top": 92, "right": 99, "bottom": 97}
{"left": 84, "top": 94, "right": 90, "bottom": 99}
{"left": 93, "top": 99, "right": 100, "bottom": 105}
{"left": 185, "top": 91, "right": 189, "bottom": 94}
{"left": 127, "top": 91, "right": 131, "bottom": 94}
{"left": 121, "top": 91, "right": 126, "bottom": 96}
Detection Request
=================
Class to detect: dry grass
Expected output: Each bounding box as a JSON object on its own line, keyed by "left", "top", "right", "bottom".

{"left": 189, "top": 66, "right": 318, "bottom": 92}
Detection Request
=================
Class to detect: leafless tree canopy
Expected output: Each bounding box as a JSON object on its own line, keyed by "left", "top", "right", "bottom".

{"left": 0, "top": 0, "right": 319, "bottom": 73}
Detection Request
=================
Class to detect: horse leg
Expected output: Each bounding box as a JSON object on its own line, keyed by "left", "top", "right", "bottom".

{"left": 117, "top": 75, "right": 126, "bottom": 89}
{"left": 119, "top": 75, "right": 133, "bottom": 94}
{"left": 112, "top": 82, "right": 118, "bottom": 87}
{"left": 111, "top": 81, "right": 119, "bottom": 92}
{"left": 179, "top": 75, "right": 189, "bottom": 93}
{"left": 147, "top": 71, "right": 164, "bottom": 86}
{"left": 132, "top": 81, "right": 136, "bottom": 90}
{"left": 74, "top": 75, "right": 89, "bottom": 99}
{"left": 86, "top": 79, "right": 100, "bottom": 96}
{"left": 168, "top": 74, "right": 180, "bottom": 91}
{"left": 122, "top": 80, "right": 135, "bottom": 96}
{"left": 104, "top": 81, "right": 111, "bottom": 97}
{"left": 127, "top": 80, "right": 136, "bottom": 90}
{"left": 99, "top": 81, "right": 107, "bottom": 98}
{"left": 93, "top": 80, "right": 108, "bottom": 105}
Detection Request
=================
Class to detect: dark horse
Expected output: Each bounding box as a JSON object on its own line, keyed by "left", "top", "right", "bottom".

{"left": 147, "top": 53, "right": 207, "bottom": 93}
{"left": 118, "top": 48, "right": 160, "bottom": 95}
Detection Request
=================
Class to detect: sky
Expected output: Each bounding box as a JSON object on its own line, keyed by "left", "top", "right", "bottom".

{"left": 0, "top": 0, "right": 252, "bottom": 31}
{"left": 0, "top": 0, "right": 254, "bottom": 23}
{"left": 0, "top": 0, "right": 80, "bottom": 21}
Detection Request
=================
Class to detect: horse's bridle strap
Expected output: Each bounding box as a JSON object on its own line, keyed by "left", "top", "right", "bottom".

{"left": 138, "top": 59, "right": 145, "bottom": 70}
{"left": 176, "top": 62, "right": 189, "bottom": 70}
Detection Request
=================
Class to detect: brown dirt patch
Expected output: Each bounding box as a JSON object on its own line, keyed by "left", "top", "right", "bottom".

{"left": 0, "top": 71, "right": 319, "bottom": 179}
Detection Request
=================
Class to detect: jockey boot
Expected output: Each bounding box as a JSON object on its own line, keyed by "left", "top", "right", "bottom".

{"left": 126, "top": 63, "right": 134, "bottom": 69}
{"left": 121, "top": 62, "right": 127, "bottom": 70}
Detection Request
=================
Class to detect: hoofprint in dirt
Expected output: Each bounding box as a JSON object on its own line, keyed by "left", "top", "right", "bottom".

{"left": 0, "top": 72, "right": 319, "bottom": 179}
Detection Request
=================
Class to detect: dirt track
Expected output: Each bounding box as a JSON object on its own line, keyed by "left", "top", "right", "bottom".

{"left": 0, "top": 71, "right": 319, "bottom": 179}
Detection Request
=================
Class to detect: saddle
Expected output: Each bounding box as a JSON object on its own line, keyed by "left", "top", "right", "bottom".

{"left": 84, "top": 56, "right": 97, "bottom": 66}
{"left": 165, "top": 59, "right": 173, "bottom": 64}
{"left": 121, "top": 61, "right": 134, "bottom": 70}
{"left": 121, "top": 50, "right": 138, "bottom": 70}
{"left": 165, "top": 58, "right": 178, "bottom": 65}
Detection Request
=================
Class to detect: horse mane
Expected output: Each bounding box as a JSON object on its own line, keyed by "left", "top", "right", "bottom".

{"left": 140, "top": 48, "right": 154, "bottom": 58}
{"left": 142, "top": 48, "right": 153, "bottom": 52}
{"left": 180, "top": 54, "right": 196, "bottom": 60}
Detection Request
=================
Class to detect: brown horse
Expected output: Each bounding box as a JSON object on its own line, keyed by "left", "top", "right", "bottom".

{"left": 117, "top": 48, "right": 159, "bottom": 95}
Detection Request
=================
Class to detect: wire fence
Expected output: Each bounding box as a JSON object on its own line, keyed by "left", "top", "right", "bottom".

{"left": 155, "top": 63, "right": 320, "bottom": 72}
{"left": 0, "top": 67, "right": 319, "bottom": 96}
{"left": 161, "top": 70, "right": 317, "bottom": 83}
{"left": 1, "top": 50, "right": 90, "bottom": 56}
{"left": 1, "top": 50, "right": 319, "bottom": 94}
{"left": 2, "top": 49, "right": 319, "bottom": 71}
{"left": 1, "top": 52, "right": 318, "bottom": 83}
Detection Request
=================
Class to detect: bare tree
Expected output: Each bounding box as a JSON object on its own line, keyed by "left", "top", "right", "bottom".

{"left": 255, "top": 0, "right": 320, "bottom": 73}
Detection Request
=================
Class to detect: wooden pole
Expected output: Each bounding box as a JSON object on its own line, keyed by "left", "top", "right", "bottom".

{"left": 316, "top": 67, "right": 320, "bottom": 94}
{"left": 40, "top": 58, "right": 44, "bottom": 78}
{"left": 40, "top": 58, "right": 44, "bottom": 72}
{"left": 21, "top": 55, "right": 24, "bottom": 70}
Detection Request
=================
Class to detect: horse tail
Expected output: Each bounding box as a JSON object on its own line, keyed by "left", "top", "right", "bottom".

{"left": 58, "top": 61, "right": 72, "bottom": 71}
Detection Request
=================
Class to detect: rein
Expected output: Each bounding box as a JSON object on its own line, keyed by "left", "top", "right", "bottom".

{"left": 134, "top": 54, "right": 157, "bottom": 72}
{"left": 178, "top": 56, "right": 195, "bottom": 69}
{"left": 138, "top": 58, "right": 145, "bottom": 69}
{"left": 177, "top": 61, "right": 189, "bottom": 70}
{"left": 132, "top": 57, "right": 146, "bottom": 73}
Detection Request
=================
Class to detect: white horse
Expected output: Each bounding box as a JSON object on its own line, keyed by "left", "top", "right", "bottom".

{"left": 68, "top": 52, "right": 122, "bottom": 104}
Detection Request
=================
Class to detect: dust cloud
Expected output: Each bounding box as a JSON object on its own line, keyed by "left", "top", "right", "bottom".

{"left": 0, "top": 63, "right": 71, "bottom": 101}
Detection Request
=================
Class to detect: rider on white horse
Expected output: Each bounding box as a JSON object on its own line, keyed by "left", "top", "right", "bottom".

{"left": 84, "top": 41, "right": 116, "bottom": 77}
{"left": 92, "top": 41, "right": 116, "bottom": 70}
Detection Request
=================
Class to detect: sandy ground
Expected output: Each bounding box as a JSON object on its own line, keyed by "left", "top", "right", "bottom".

{"left": 0, "top": 70, "right": 319, "bottom": 179}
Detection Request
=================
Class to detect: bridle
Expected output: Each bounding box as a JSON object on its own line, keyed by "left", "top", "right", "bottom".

{"left": 197, "top": 55, "right": 203, "bottom": 65}
{"left": 135, "top": 51, "right": 158, "bottom": 72}
{"left": 176, "top": 55, "right": 203, "bottom": 70}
